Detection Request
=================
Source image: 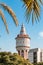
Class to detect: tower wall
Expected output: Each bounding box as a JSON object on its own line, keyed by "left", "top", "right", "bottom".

{"left": 16, "top": 38, "right": 30, "bottom": 47}
{"left": 16, "top": 38, "right": 30, "bottom": 59}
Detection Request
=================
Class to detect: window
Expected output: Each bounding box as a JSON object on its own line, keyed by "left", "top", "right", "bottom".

{"left": 18, "top": 50, "right": 20, "bottom": 55}
{"left": 26, "top": 50, "right": 27, "bottom": 52}
{"left": 40, "top": 52, "right": 42, "bottom": 62}
{"left": 23, "top": 41, "right": 24, "bottom": 43}
{"left": 33, "top": 52, "right": 37, "bottom": 63}
{"left": 21, "top": 50, "right": 24, "bottom": 57}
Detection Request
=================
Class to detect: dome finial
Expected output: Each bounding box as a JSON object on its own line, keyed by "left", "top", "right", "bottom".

{"left": 20, "top": 24, "right": 26, "bottom": 34}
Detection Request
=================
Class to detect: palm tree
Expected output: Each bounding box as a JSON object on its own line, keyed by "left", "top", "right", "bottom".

{"left": 0, "top": 3, "right": 18, "bottom": 33}
{"left": 22, "top": 0, "right": 43, "bottom": 24}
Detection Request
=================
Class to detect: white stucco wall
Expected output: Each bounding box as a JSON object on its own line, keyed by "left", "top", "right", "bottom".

{"left": 28, "top": 48, "right": 43, "bottom": 63}
{"left": 16, "top": 38, "right": 30, "bottom": 47}
{"left": 28, "top": 48, "right": 41, "bottom": 63}
{"left": 28, "top": 52, "right": 33, "bottom": 63}
{"left": 37, "top": 49, "right": 41, "bottom": 62}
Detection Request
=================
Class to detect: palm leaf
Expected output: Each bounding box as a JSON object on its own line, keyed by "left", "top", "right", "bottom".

{"left": 25, "top": 2, "right": 32, "bottom": 23}
{"left": 22, "top": 0, "right": 42, "bottom": 24}
{"left": 0, "top": 3, "right": 18, "bottom": 26}
{"left": 34, "top": 0, "right": 40, "bottom": 21}
{"left": 39, "top": 0, "right": 43, "bottom": 5}
{"left": 0, "top": 10, "right": 9, "bottom": 33}
{"left": 23, "top": 0, "right": 32, "bottom": 8}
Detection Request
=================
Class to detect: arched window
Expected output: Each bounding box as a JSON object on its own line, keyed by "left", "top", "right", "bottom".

{"left": 26, "top": 50, "right": 27, "bottom": 52}
{"left": 18, "top": 50, "right": 20, "bottom": 55}
{"left": 21, "top": 50, "right": 24, "bottom": 57}
{"left": 22, "top": 50, "right": 24, "bottom": 52}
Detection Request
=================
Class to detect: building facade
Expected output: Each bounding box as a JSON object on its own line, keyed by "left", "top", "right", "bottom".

{"left": 28, "top": 48, "right": 43, "bottom": 63}
{"left": 15, "top": 24, "right": 30, "bottom": 59}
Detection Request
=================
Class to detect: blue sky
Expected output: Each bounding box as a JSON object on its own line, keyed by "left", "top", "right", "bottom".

{"left": 0, "top": 0, "right": 43, "bottom": 52}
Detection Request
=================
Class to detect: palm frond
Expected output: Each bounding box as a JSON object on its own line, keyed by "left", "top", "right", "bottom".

{"left": 0, "top": 3, "right": 18, "bottom": 26}
{"left": 22, "top": 0, "right": 32, "bottom": 8}
{"left": 0, "top": 10, "right": 9, "bottom": 33}
{"left": 22, "top": 0, "right": 41, "bottom": 24}
{"left": 39, "top": 0, "right": 43, "bottom": 5}
{"left": 34, "top": 0, "right": 40, "bottom": 20}
{"left": 25, "top": 2, "right": 32, "bottom": 22}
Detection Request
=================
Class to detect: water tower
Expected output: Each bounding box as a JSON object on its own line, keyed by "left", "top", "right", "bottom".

{"left": 15, "top": 24, "right": 30, "bottom": 59}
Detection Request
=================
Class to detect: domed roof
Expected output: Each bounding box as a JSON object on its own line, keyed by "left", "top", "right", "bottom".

{"left": 16, "top": 24, "right": 30, "bottom": 39}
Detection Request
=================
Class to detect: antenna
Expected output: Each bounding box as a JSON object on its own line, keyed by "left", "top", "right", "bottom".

{"left": 18, "top": 22, "right": 24, "bottom": 27}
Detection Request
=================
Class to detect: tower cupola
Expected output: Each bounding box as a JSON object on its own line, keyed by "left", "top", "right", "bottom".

{"left": 20, "top": 24, "right": 26, "bottom": 35}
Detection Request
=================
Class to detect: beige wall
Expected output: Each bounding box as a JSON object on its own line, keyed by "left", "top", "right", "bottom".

{"left": 16, "top": 38, "right": 30, "bottom": 47}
